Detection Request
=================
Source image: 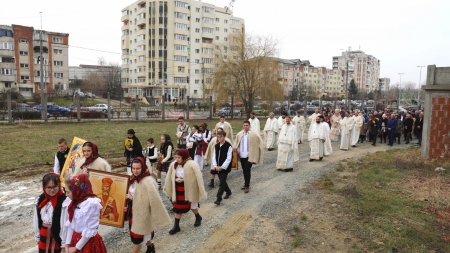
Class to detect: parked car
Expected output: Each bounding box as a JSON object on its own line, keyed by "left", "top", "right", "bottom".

{"left": 87, "top": 104, "right": 113, "bottom": 112}
{"left": 85, "top": 92, "right": 96, "bottom": 98}
{"left": 73, "top": 91, "right": 85, "bottom": 98}
{"left": 233, "top": 101, "right": 244, "bottom": 107}
{"left": 71, "top": 109, "right": 108, "bottom": 119}
{"left": 65, "top": 104, "right": 77, "bottom": 111}
{"left": 218, "top": 107, "right": 240, "bottom": 116}
{"left": 252, "top": 105, "right": 267, "bottom": 116}
{"left": 35, "top": 103, "right": 70, "bottom": 116}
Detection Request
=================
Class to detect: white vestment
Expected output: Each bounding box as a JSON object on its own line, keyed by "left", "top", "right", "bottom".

{"left": 292, "top": 115, "right": 306, "bottom": 143}
{"left": 308, "top": 112, "right": 320, "bottom": 122}
{"left": 322, "top": 122, "right": 333, "bottom": 156}
{"left": 276, "top": 124, "right": 298, "bottom": 170}
{"left": 249, "top": 117, "right": 261, "bottom": 135}
{"left": 215, "top": 121, "right": 234, "bottom": 142}
{"left": 308, "top": 122, "right": 326, "bottom": 159}
{"left": 330, "top": 114, "right": 341, "bottom": 141}
{"left": 351, "top": 115, "right": 364, "bottom": 146}
{"left": 277, "top": 116, "right": 286, "bottom": 130}
{"left": 263, "top": 117, "right": 279, "bottom": 149}
{"left": 340, "top": 116, "right": 353, "bottom": 150}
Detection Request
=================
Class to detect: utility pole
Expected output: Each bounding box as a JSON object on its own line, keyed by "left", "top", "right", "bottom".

{"left": 39, "top": 12, "right": 47, "bottom": 122}
{"left": 417, "top": 66, "right": 424, "bottom": 107}
{"left": 202, "top": 61, "right": 205, "bottom": 102}
{"left": 398, "top": 73, "right": 404, "bottom": 107}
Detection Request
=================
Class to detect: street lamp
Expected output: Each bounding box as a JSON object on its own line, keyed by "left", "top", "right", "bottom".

{"left": 398, "top": 73, "right": 404, "bottom": 107}
{"left": 340, "top": 49, "right": 350, "bottom": 109}
{"left": 417, "top": 66, "right": 425, "bottom": 107}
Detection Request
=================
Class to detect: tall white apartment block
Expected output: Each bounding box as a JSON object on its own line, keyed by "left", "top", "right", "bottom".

{"left": 121, "top": 0, "right": 245, "bottom": 104}
{"left": 332, "top": 49, "right": 380, "bottom": 94}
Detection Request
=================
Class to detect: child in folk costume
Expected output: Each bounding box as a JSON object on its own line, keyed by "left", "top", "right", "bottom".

{"left": 164, "top": 149, "right": 207, "bottom": 235}
{"left": 73, "top": 141, "right": 111, "bottom": 176}
{"left": 156, "top": 134, "right": 174, "bottom": 190}
{"left": 125, "top": 157, "right": 171, "bottom": 253}
{"left": 185, "top": 125, "right": 203, "bottom": 160}
{"left": 33, "top": 173, "right": 69, "bottom": 253}
{"left": 143, "top": 138, "right": 158, "bottom": 175}
{"left": 64, "top": 174, "right": 107, "bottom": 253}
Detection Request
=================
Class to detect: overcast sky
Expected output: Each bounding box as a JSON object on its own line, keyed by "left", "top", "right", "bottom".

{"left": 1, "top": 0, "right": 449, "bottom": 87}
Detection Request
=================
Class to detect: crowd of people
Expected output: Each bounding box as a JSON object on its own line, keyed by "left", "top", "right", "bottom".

{"left": 34, "top": 106, "right": 424, "bottom": 252}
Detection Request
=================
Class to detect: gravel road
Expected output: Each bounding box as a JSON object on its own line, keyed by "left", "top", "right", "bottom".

{"left": 0, "top": 138, "right": 410, "bottom": 253}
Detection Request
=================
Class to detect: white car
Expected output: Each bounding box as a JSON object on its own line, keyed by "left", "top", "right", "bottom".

{"left": 88, "top": 104, "right": 113, "bottom": 112}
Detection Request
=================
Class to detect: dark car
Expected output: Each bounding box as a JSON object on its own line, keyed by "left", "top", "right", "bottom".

{"left": 218, "top": 107, "right": 240, "bottom": 116}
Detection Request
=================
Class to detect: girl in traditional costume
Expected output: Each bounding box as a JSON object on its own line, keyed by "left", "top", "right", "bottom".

{"left": 73, "top": 141, "right": 111, "bottom": 175}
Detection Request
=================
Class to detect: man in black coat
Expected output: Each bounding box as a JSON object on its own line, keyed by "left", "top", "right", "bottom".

{"left": 403, "top": 114, "right": 414, "bottom": 144}
{"left": 369, "top": 114, "right": 379, "bottom": 146}
{"left": 415, "top": 112, "right": 424, "bottom": 145}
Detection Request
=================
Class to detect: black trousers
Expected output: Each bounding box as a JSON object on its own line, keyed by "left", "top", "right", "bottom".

{"left": 388, "top": 129, "right": 395, "bottom": 146}
{"left": 417, "top": 131, "right": 423, "bottom": 144}
{"left": 216, "top": 171, "right": 231, "bottom": 200}
{"left": 177, "top": 144, "right": 186, "bottom": 149}
{"left": 370, "top": 132, "right": 377, "bottom": 145}
{"left": 240, "top": 157, "right": 253, "bottom": 187}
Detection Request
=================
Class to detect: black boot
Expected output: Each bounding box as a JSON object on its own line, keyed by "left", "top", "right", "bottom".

{"left": 194, "top": 213, "right": 202, "bottom": 227}
{"left": 169, "top": 218, "right": 181, "bottom": 235}
{"left": 208, "top": 179, "right": 214, "bottom": 188}
{"left": 146, "top": 243, "right": 155, "bottom": 253}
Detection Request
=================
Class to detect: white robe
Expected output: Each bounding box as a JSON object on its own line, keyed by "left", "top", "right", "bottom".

{"left": 249, "top": 117, "right": 261, "bottom": 135}
{"left": 351, "top": 115, "right": 364, "bottom": 146}
{"left": 215, "top": 121, "right": 234, "bottom": 143}
{"left": 340, "top": 116, "right": 353, "bottom": 150}
{"left": 330, "top": 114, "right": 341, "bottom": 141}
{"left": 263, "top": 117, "right": 279, "bottom": 149}
{"left": 308, "top": 122, "right": 326, "bottom": 159}
{"left": 292, "top": 115, "right": 306, "bottom": 143}
{"left": 308, "top": 112, "right": 320, "bottom": 122}
{"left": 276, "top": 124, "right": 298, "bottom": 170}
{"left": 322, "top": 122, "right": 333, "bottom": 156}
{"left": 277, "top": 116, "right": 286, "bottom": 131}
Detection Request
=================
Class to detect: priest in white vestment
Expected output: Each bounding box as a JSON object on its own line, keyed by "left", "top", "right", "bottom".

{"left": 308, "top": 107, "right": 320, "bottom": 122}
{"left": 215, "top": 115, "right": 234, "bottom": 142}
{"left": 351, "top": 111, "right": 364, "bottom": 146}
{"left": 277, "top": 111, "right": 287, "bottom": 131}
{"left": 340, "top": 111, "right": 353, "bottom": 150}
{"left": 320, "top": 115, "right": 333, "bottom": 157}
{"left": 308, "top": 115, "right": 327, "bottom": 161}
{"left": 263, "top": 112, "right": 279, "bottom": 151}
{"left": 292, "top": 111, "right": 306, "bottom": 144}
{"left": 248, "top": 112, "right": 261, "bottom": 135}
{"left": 276, "top": 116, "right": 298, "bottom": 172}
{"left": 330, "top": 109, "right": 341, "bottom": 142}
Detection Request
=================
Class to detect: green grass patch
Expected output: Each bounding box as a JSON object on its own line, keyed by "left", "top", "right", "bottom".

{"left": 0, "top": 120, "right": 246, "bottom": 170}
{"left": 331, "top": 149, "right": 450, "bottom": 252}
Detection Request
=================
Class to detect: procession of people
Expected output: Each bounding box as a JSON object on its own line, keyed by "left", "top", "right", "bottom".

{"left": 33, "top": 104, "right": 423, "bottom": 252}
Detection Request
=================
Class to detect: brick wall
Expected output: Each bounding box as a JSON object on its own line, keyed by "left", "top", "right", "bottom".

{"left": 429, "top": 96, "right": 450, "bottom": 158}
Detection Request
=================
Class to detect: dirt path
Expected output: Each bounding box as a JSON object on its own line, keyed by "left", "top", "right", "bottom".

{"left": 0, "top": 139, "right": 410, "bottom": 253}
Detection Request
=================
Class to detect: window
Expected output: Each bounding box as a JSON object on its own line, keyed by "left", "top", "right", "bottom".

{"left": 202, "top": 48, "right": 213, "bottom": 54}
{"left": 35, "top": 70, "right": 48, "bottom": 77}
{"left": 136, "top": 45, "right": 145, "bottom": 51}
{"left": 136, "top": 13, "right": 145, "bottom": 20}
{"left": 139, "top": 55, "right": 146, "bottom": 61}
{"left": 196, "top": 18, "right": 200, "bottom": 23}
{"left": 224, "top": 19, "right": 228, "bottom": 24}
{"left": 122, "top": 29, "right": 129, "bottom": 36}
{"left": 216, "top": 18, "right": 219, "bottom": 22}
{"left": 136, "top": 66, "right": 145, "bottom": 72}
{"left": 175, "top": 23, "right": 188, "bottom": 30}
{"left": 195, "top": 49, "right": 200, "bottom": 53}
{"left": 53, "top": 37, "right": 63, "bottom": 43}
{"left": 194, "top": 90, "right": 197, "bottom": 94}
{"left": 195, "top": 80, "right": 199, "bottom": 84}
{"left": 195, "top": 59, "right": 200, "bottom": 63}
{"left": 54, "top": 61, "right": 63, "bottom": 66}
{"left": 174, "top": 77, "right": 187, "bottom": 83}
{"left": 20, "top": 75, "right": 30, "bottom": 80}
{"left": 202, "top": 17, "right": 214, "bottom": 24}
{"left": 175, "top": 44, "right": 188, "bottom": 51}
{"left": 0, "top": 68, "right": 14, "bottom": 75}
{"left": 203, "top": 68, "right": 213, "bottom": 74}
{"left": 195, "top": 38, "right": 200, "bottom": 43}
{"left": 137, "top": 34, "right": 145, "bottom": 41}
{"left": 224, "top": 37, "right": 228, "bottom": 42}
{"left": 202, "top": 58, "right": 213, "bottom": 64}
{"left": 231, "top": 19, "right": 240, "bottom": 25}
{"left": 195, "top": 28, "right": 200, "bottom": 33}
{"left": 231, "top": 28, "right": 239, "bottom": 34}
{"left": 195, "top": 69, "right": 200, "bottom": 74}
{"left": 174, "top": 55, "right": 188, "bottom": 62}
{"left": 215, "top": 36, "right": 219, "bottom": 40}
{"left": 122, "top": 10, "right": 129, "bottom": 16}
{"left": 0, "top": 42, "right": 14, "bottom": 50}
{"left": 174, "top": 34, "right": 188, "bottom": 41}
{"left": 202, "top": 7, "right": 214, "bottom": 13}
{"left": 175, "top": 12, "right": 188, "bottom": 20}
{"left": 18, "top": 39, "right": 28, "bottom": 43}
{"left": 195, "top": 7, "right": 200, "bottom": 12}
{"left": 20, "top": 63, "right": 29, "bottom": 68}
{"left": 215, "top": 27, "right": 219, "bottom": 31}
{"left": 175, "top": 1, "right": 189, "bottom": 8}
{"left": 122, "top": 58, "right": 129, "bottom": 64}
{"left": 202, "top": 27, "right": 214, "bottom": 34}
{"left": 178, "top": 66, "right": 185, "bottom": 73}
{"left": 54, "top": 73, "right": 64, "bottom": 78}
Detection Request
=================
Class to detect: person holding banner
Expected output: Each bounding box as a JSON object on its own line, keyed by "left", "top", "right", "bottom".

{"left": 124, "top": 129, "right": 144, "bottom": 175}
{"left": 73, "top": 141, "right": 111, "bottom": 176}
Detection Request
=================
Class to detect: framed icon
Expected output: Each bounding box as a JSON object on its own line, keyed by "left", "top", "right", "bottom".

{"left": 60, "top": 137, "right": 87, "bottom": 187}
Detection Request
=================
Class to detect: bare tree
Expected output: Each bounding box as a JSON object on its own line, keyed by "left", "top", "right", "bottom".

{"left": 211, "top": 32, "right": 283, "bottom": 115}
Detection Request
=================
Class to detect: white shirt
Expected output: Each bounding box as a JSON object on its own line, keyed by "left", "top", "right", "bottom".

{"left": 212, "top": 142, "right": 233, "bottom": 169}
{"left": 202, "top": 129, "right": 212, "bottom": 143}
{"left": 33, "top": 197, "right": 70, "bottom": 244}
{"left": 65, "top": 197, "right": 102, "bottom": 250}
{"left": 185, "top": 132, "right": 202, "bottom": 143}
{"left": 175, "top": 165, "right": 185, "bottom": 178}
{"left": 143, "top": 145, "right": 158, "bottom": 161}
{"left": 238, "top": 131, "right": 250, "bottom": 158}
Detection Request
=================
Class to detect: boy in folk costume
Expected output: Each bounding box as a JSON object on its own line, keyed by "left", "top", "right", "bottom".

{"left": 125, "top": 157, "right": 171, "bottom": 253}
{"left": 204, "top": 128, "right": 233, "bottom": 188}
{"left": 215, "top": 115, "right": 234, "bottom": 142}
{"left": 276, "top": 116, "right": 298, "bottom": 172}
{"left": 330, "top": 109, "right": 341, "bottom": 142}
{"left": 248, "top": 112, "right": 261, "bottom": 135}
{"left": 176, "top": 116, "right": 191, "bottom": 149}
{"left": 143, "top": 138, "right": 158, "bottom": 174}
{"left": 263, "top": 112, "right": 279, "bottom": 151}
{"left": 234, "top": 121, "right": 264, "bottom": 193}
{"left": 212, "top": 131, "right": 233, "bottom": 205}
{"left": 53, "top": 138, "right": 69, "bottom": 175}
{"left": 292, "top": 110, "right": 306, "bottom": 144}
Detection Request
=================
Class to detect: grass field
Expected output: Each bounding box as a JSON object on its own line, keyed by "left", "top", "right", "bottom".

{"left": 317, "top": 148, "right": 450, "bottom": 252}
{"left": 0, "top": 120, "right": 247, "bottom": 170}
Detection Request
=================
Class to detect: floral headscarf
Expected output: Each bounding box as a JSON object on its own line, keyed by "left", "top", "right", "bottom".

{"left": 81, "top": 141, "right": 99, "bottom": 168}
{"left": 38, "top": 172, "right": 64, "bottom": 209}
{"left": 174, "top": 149, "right": 190, "bottom": 169}
{"left": 130, "top": 157, "right": 150, "bottom": 184}
{"left": 67, "top": 174, "right": 96, "bottom": 222}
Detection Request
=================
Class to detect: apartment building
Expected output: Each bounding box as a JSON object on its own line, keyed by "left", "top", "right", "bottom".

{"left": 120, "top": 0, "right": 245, "bottom": 104}
{"left": 379, "top": 77, "right": 390, "bottom": 93}
{"left": 271, "top": 57, "right": 344, "bottom": 98}
{"left": 332, "top": 49, "right": 380, "bottom": 93}
{"left": 0, "top": 24, "right": 69, "bottom": 98}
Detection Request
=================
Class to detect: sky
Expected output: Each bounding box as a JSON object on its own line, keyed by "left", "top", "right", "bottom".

{"left": 1, "top": 0, "right": 449, "bottom": 87}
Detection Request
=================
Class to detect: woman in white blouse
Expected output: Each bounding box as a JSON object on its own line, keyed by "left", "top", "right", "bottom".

{"left": 185, "top": 125, "right": 203, "bottom": 160}
{"left": 64, "top": 174, "right": 107, "bottom": 253}
{"left": 33, "top": 173, "right": 69, "bottom": 253}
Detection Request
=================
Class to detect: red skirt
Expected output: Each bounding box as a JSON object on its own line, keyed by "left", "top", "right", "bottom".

{"left": 172, "top": 180, "right": 191, "bottom": 213}
{"left": 70, "top": 231, "right": 107, "bottom": 253}
{"left": 38, "top": 226, "right": 61, "bottom": 253}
